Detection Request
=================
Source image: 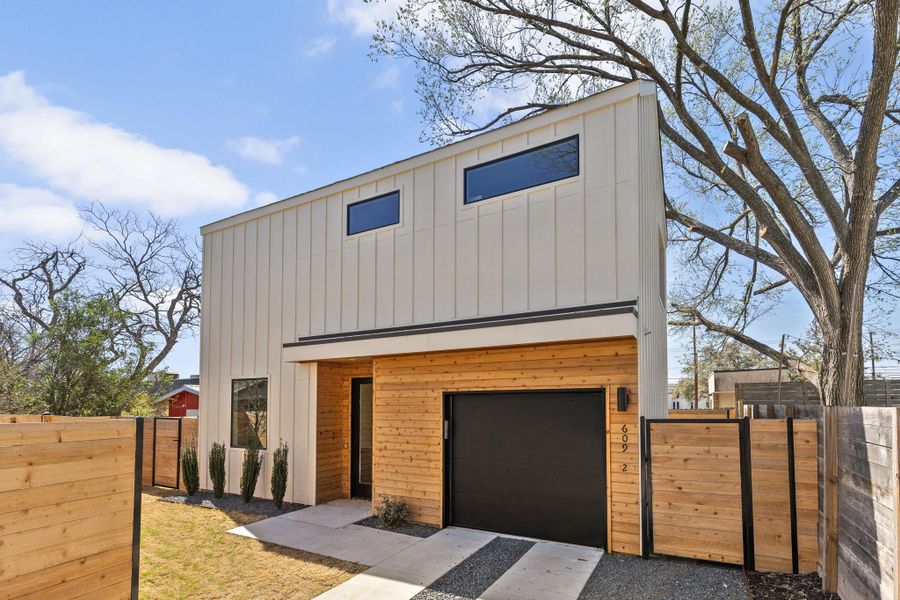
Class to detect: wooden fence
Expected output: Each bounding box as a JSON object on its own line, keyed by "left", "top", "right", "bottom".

{"left": 668, "top": 408, "right": 735, "bottom": 419}
{"left": 641, "top": 417, "right": 818, "bottom": 573}
{"left": 736, "top": 379, "right": 900, "bottom": 408}
{"left": 140, "top": 416, "right": 197, "bottom": 490}
{"left": 820, "top": 406, "right": 900, "bottom": 600}
{"left": 0, "top": 417, "right": 143, "bottom": 600}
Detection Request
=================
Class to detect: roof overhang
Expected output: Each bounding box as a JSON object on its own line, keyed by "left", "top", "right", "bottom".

{"left": 283, "top": 302, "right": 637, "bottom": 363}
{"left": 156, "top": 385, "right": 200, "bottom": 403}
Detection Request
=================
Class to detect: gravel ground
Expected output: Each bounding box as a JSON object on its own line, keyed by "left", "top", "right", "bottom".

{"left": 579, "top": 554, "right": 750, "bottom": 600}
{"left": 745, "top": 571, "right": 838, "bottom": 600}
{"left": 355, "top": 516, "right": 439, "bottom": 538}
{"left": 412, "top": 537, "right": 535, "bottom": 600}
{"left": 162, "top": 491, "right": 304, "bottom": 517}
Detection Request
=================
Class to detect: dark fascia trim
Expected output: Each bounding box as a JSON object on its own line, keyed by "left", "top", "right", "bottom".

{"left": 284, "top": 301, "right": 638, "bottom": 348}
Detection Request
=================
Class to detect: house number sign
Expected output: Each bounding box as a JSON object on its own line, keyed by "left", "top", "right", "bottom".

{"left": 621, "top": 424, "right": 629, "bottom": 472}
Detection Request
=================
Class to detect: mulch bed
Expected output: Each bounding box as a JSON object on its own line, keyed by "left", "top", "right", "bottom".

{"left": 161, "top": 491, "right": 304, "bottom": 518}
{"left": 355, "top": 516, "right": 440, "bottom": 538}
{"left": 745, "top": 571, "right": 839, "bottom": 600}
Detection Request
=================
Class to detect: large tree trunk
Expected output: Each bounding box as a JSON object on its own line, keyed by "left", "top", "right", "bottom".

{"left": 819, "top": 311, "right": 867, "bottom": 407}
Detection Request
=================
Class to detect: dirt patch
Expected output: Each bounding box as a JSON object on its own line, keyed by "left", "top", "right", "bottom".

{"left": 745, "top": 571, "right": 838, "bottom": 600}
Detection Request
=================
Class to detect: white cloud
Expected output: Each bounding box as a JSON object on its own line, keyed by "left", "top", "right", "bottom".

{"left": 253, "top": 191, "right": 279, "bottom": 206}
{"left": 327, "top": 0, "right": 401, "bottom": 35}
{"left": 228, "top": 135, "right": 300, "bottom": 166}
{"left": 0, "top": 184, "right": 83, "bottom": 240}
{"left": 304, "top": 35, "right": 337, "bottom": 58}
{"left": 374, "top": 65, "right": 401, "bottom": 89}
{"left": 0, "top": 71, "right": 249, "bottom": 217}
{"left": 390, "top": 99, "right": 404, "bottom": 114}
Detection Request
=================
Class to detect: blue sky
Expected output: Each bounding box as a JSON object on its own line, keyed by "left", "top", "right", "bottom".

{"left": 1, "top": 1, "right": 893, "bottom": 381}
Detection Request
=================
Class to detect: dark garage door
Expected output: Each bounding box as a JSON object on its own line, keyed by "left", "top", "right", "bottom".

{"left": 445, "top": 390, "right": 606, "bottom": 547}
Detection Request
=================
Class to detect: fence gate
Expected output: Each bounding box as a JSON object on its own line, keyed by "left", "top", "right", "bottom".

{"left": 641, "top": 417, "right": 818, "bottom": 574}
{"left": 641, "top": 418, "right": 753, "bottom": 568}
{"left": 152, "top": 417, "right": 182, "bottom": 488}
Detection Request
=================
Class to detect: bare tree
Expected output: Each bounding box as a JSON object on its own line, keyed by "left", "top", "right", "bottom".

{"left": 0, "top": 202, "right": 201, "bottom": 384}
{"left": 83, "top": 202, "right": 202, "bottom": 381}
{"left": 374, "top": 0, "right": 899, "bottom": 406}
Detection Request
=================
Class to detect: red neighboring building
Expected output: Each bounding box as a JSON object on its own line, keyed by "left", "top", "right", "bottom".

{"left": 157, "top": 375, "right": 200, "bottom": 417}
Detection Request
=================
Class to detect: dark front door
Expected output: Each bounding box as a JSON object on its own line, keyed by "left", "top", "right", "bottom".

{"left": 445, "top": 390, "right": 607, "bottom": 548}
{"left": 351, "top": 378, "right": 373, "bottom": 499}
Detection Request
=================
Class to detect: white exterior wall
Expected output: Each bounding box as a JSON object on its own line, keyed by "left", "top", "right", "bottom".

{"left": 198, "top": 80, "right": 667, "bottom": 503}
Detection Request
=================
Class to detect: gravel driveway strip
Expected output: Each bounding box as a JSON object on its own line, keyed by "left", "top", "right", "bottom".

{"left": 578, "top": 554, "right": 750, "bottom": 600}
{"left": 412, "top": 537, "right": 535, "bottom": 600}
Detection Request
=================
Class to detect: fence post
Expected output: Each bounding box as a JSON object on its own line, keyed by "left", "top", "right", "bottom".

{"left": 892, "top": 407, "right": 899, "bottom": 600}
{"left": 131, "top": 417, "right": 144, "bottom": 600}
{"left": 738, "top": 417, "right": 755, "bottom": 571}
{"left": 786, "top": 417, "right": 799, "bottom": 575}
{"left": 640, "top": 416, "right": 651, "bottom": 559}
{"left": 822, "top": 406, "right": 839, "bottom": 594}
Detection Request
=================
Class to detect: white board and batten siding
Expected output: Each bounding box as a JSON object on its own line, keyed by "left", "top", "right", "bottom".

{"left": 199, "top": 80, "right": 667, "bottom": 503}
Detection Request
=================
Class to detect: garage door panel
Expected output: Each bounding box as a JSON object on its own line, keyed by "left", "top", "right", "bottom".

{"left": 448, "top": 391, "right": 606, "bottom": 548}
{"left": 453, "top": 395, "right": 603, "bottom": 430}
{"left": 452, "top": 460, "right": 605, "bottom": 507}
{"left": 451, "top": 427, "right": 603, "bottom": 466}
{"left": 452, "top": 492, "right": 605, "bottom": 547}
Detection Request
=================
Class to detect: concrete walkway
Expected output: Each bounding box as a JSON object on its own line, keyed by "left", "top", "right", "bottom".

{"left": 229, "top": 500, "right": 605, "bottom": 600}
{"left": 481, "top": 540, "right": 603, "bottom": 600}
{"left": 228, "top": 499, "right": 421, "bottom": 565}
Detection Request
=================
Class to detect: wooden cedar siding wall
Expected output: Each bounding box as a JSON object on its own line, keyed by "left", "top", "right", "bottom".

{"left": 372, "top": 337, "right": 641, "bottom": 555}
{"left": 316, "top": 361, "right": 373, "bottom": 503}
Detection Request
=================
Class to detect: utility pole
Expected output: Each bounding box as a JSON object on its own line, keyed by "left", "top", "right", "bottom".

{"left": 776, "top": 334, "right": 786, "bottom": 406}
{"left": 869, "top": 330, "right": 877, "bottom": 380}
{"left": 692, "top": 325, "right": 699, "bottom": 410}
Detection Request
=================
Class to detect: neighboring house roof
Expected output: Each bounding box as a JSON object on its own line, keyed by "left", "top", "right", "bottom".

{"left": 156, "top": 377, "right": 200, "bottom": 402}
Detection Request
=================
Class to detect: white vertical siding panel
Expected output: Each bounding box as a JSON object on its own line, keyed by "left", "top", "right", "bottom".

{"left": 255, "top": 217, "right": 270, "bottom": 371}
{"left": 454, "top": 216, "right": 478, "bottom": 318}
{"left": 477, "top": 207, "right": 502, "bottom": 315}
{"left": 231, "top": 225, "right": 245, "bottom": 377}
{"left": 527, "top": 124, "right": 554, "bottom": 145}
{"left": 501, "top": 198, "right": 528, "bottom": 313}
{"left": 282, "top": 208, "right": 298, "bottom": 343}
{"left": 358, "top": 239, "right": 377, "bottom": 329}
{"left": 433, "top": 158, "right": 456, "bottom": 227}
{"left": 615, "top": 180, "right": 640, "bottom": 298}
{"left": 296, "top": 204, "right": 311, "bottom": 337}
{"left": 584, "top": 186, "right": 618, "bottom": 302}
{"left": 394, "top": 232, "right": 414, "bottom": 324}
{"left": 325, "top": 249, "right": 342, "bottom": 332}
{"left": 555, "top": 191, "right": 585, "bottom": 305}
{"left": 375, "top": 233, "right": 395, "bottom": 327}
{"left": 615, "top": 100, "right": 638, "bottom": 184}
{"left": 502, "top": 133, "right": 527, "bottom": 153}
{"left": 243, "top": 221, "right": 258, "bottom": 375}
{"left": 584, "top": 106, "right": 615, "bottom": 191}
{"left": 219, "top": 228, "right": 234, "bottom": 443}
{"left": 412, "top": 229, "right": 434, "bottom": 323}
{"left": 311, "top": 199, "right": 327, "bottom": 255}
{"left": 326, "top": 194, "right": 343, "bottom": 252}
{"left": 527, "top": 188, "right": 556, "bottom": 309}
{"left": 310, "top": 253, "right": 326, "bottom": 335}
{"left": 341, "top": 244, "right": 359, "bottom": 331}
{"left": 413, "top": 165, "right": 434, "bottom": 231}
{"left": 433, "top": 223, "right": 455, "bottom": 321}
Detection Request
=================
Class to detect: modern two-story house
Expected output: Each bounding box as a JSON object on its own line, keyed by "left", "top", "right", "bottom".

{"left": 198, "top": 80, "right": 666, "bottom": 555}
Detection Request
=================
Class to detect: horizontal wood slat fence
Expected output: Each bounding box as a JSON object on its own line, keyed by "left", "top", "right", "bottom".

{"left": 141, "top": 417, "right": 197, "bottom": 491}
{"left": 820, "top": 406, "right": 900, "bottom": 600}
{"left": 0, "top": 416, "right": 143, "bottom": 600}
{"left": 668, "top": 409, "right": 735, "bottom": 419}
{"left": 736, "top": 380, "right": 900, "bottom": 408}
{"left": 641, "top": 417, "right": 818, "bottom": 574}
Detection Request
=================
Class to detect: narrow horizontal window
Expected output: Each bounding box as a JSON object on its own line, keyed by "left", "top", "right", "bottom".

{"left": 464, "top": 135, "right": 579, "bottom": 204}
{"left": 347, "top": 191, "right": 400, "bottom": 235}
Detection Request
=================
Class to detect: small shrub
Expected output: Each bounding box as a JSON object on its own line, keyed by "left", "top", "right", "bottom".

{"left": 209, "top": 441, "right": 226, "bottom": 498}
{"left": 375, "top": 495, "right": 409, "bottom": 529}
{"left": 239, "top": 436, "right": 262, "bottom": 503}
{"left": 180, "top": 440, "right": 199, "bottom": 496}
{"left": 271, "top": 440, "right": 289, "bottom": 508}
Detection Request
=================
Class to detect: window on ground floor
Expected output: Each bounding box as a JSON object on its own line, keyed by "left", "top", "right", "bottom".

{"left": 231, "top": 377, "right": 268, "bottom": 449}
